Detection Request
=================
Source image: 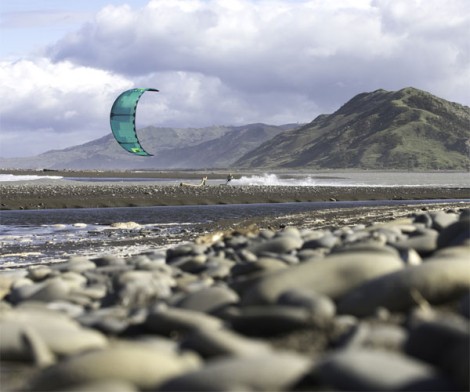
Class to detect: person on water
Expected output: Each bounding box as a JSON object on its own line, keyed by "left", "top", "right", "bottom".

{"left": 226, "top": 173, "right": 234, "bottom": 185}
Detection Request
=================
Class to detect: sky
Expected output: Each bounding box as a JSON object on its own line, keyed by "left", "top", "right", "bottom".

{"left": 0, "top": 0, "right": 469, "bottom": 158}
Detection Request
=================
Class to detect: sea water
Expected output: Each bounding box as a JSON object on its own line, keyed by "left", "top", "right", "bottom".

{"left": 1, "top": 199, "right": 467, "bottom": 269}
{"left": 1, "top": 171, "right": 469, "bottom": 187}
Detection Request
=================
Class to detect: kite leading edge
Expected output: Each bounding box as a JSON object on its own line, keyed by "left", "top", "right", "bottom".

{"left": 110, "top": 88, "right": 159, "bottom": 156}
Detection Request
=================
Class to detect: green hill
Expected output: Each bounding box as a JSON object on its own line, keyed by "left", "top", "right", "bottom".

{"left": 236, "top": 87, "right": 470, "bottom": 170}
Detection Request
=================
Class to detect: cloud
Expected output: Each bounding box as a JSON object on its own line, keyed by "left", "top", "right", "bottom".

{"left": 1, "top": 0, "right": 469, "bottom": 157}
{"left": 0, "top": 9, "right": 89, "bottom": 29}
{"left": 0, "top": 58, "right": 132, "bottom": 156}
{"left": 47, "top": 0, "right": 470, "bottom": 106}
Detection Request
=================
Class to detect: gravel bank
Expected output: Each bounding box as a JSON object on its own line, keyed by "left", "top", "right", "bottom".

{"left": 1, "top": 206, "right": 469, "bottom": 391}
{"left": 1, "top": 182, "right": 469, "bottom": 210}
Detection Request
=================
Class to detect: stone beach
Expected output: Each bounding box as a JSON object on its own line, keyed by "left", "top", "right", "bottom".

{"left": 1, "top": 202, "right": 469, "bottom": 391}
{"left": 1, "top": 179, "right": 470, "bottom": 210}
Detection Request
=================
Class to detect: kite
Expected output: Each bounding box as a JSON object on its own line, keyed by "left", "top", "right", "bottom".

{"left": 110, "top": 88, "right": 159, "bottom": 156}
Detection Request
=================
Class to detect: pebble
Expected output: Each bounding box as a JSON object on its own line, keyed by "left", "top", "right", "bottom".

{"left": 1, "top": 207, "right": 469, "bottom": 391}
{"left": 145, "top": 305, "right": 224, "bottom": 335}
{"left": 240, "top": 251, "right": 404, "bottom": 305}
{"left": 175, "top": 285, "right": 239, "bottom": 313}
{"left": 0, "top": 307, "right": 108, "bottom": 360}
{"left": 405, "top": 313, "right": 470, "bottom": 390}
{"left": 313, "top": 348, "right": 455, "bottom": 391}
{"left": 181, "top": 327, "right": 272, "bottom": 358}
{"left": 338, "top": 255, "right": 470, "bottom": 316}
{"left": 157, "top": 351, "right": 311, "bottom": 391}
{"left": 29, "top": 342, "right": 200, "bottom": 391}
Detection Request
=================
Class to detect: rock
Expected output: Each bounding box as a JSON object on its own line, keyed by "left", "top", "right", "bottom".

{"left": 277, "top": 288, "right": 336, "bottom": 327}
{"left": 8, "top": 277, "right": 72, "bottom": 304}
{"left": 437, "top": 218, "right": 470, "bottom": 248}
{"left": 145, "top": 306, "right": 223, "bottom": 336}
{"left": 63, "top": 380, "right": 138, "bottom": 392}
{"left": 302, "top": 232, "right": 339, "bottom": 249}
{"left": 157, "top": 352, "right": 311, "bottom": 391}
{"left": 0, "top": 274, "right": 19, "bottom": 300}
{"left": 230, "top": 305, "right": 320, "bottom": 336}
{"left": 247, "top": 235, "right": 303, "bottom": 255}
{"left": 313, "top": 348, "right": 455, "bottom": 391}
{"left": 334, "top": 322, "right": 407, "bottom": 352}
{"left": 431, "top": 211, "right": 459, "bottom": 231}
{"left": 30, "top": 343, "right": 199, "bottom": 391}
{"left": 27, "top": 265, "right": 55, "bottom": 281}
{"left": 114, "top": 270, "right": 174, "bottom": 307}
{"left": 92, "top": 255, "right": 126, "bottom": 266}
{"left": 241, "top": 251, "right": 404, "bottom": 306}
{"left": 405, "top": 315, "right": 470, "bottom": 390}
{"left": 0, "top": 307, "right": 108, "bottom": 359}
{"left": 459, "top": 292, "right": 470, "bottom": 319}
{"left": 175, "top": 286, "right": 239, "bottom": 313}
{"left": 54, "top": 256, "right": 96, "bottom": 273}
{"left": 338, "top": 257, "right": 470, "bottom": 317}
{"left": 392, "top": 229, "right": 439, "bottom": 256}
{"left": 181, "top": 327, "right": 272, "bottom": 358}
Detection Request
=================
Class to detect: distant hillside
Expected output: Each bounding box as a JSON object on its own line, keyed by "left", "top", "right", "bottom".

{"left": 236, "top": 87, "right": 470, "bottom": 170}
{"left": 0, "top": 124, "right": 292, "bottom": 170}
{"left": 2, "top": 87, "right": 468, "bottom": 171}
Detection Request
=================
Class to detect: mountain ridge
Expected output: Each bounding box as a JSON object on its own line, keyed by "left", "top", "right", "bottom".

{"left": 235, "top": 87, "right": 470, "bottom": 170}
{"left": 1, "top": 87, "right": 468, "bottom": 171}
{"left": 0, "top": 124, "right": 293, "bottom": 170}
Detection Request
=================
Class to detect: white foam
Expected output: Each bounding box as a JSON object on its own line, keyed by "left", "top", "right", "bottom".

{"left": 232, "top": 173, "right": 345, "bottom": 186}
{"left": 0, "top": 174, "right": 63, "bottom": 182}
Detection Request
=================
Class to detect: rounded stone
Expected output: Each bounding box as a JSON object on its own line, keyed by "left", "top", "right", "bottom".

{"left": 431, "top": 211, "right": 459, "bottom": 231}
{"left": 405, "top": 316, "right": 469, "bottom": 390}
{"left": 313, "top": 348, "right": 455, "bottom": 391}
{"left": 176, "top": 286, "right": 239, "bottom": 313}
{"left": 392, "top": 229, "right": 438, "bottom": 256}
{"left": 247, "top": 235, "right": 303, "bottom": 255}
{"left": 241, "top": 251, "right": 404, "bottom": 306}
{"left": 30, "top": 343, "right": 198, "bottom": 391}
{"left": 437, "top": 218, "right": 470, "bottom": 248}
{"left": 8, "top": 278, "right": 71, "bottom": 304}
{"left": 230, "top": 305, "right": 323, "bottom": 336}
{"left": 277, "top": 289, "right": 336, "bottom": 327}
{"left": 158, "top": 352, "right": 311, "bottom": 391}
{"left": 338, "top": 258, "right": 470, "bottom": 317}
{"left": 0, "top": 308, "right": 108, "bottom": 359}
{"left": 145, "top": 306, "right": 223, "bottom": 336}
{"left": 181, "top": 327, "right": 272, "bottom": 358}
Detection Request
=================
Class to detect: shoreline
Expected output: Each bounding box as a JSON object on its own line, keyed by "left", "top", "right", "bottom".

{"left": 1, "top": 181, "right": 469, "bottom": 210}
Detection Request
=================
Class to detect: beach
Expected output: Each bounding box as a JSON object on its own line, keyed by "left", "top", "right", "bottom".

{"left": 1, "top": 181, "right": 469, "bottom": 210}
{"left": 1, "top": 171, "right": 469, "bottom": 391}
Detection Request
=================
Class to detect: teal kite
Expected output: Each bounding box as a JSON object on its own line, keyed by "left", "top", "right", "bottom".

{"left": 110, "top": 88, "right": 159, "bottom": 156}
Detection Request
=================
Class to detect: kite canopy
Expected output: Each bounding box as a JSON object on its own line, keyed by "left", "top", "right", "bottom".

{"left": 110, "top": 88, "right": 159, "bottom": 156}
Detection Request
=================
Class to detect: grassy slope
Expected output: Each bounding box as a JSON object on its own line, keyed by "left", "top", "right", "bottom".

{"left": 236, "top": 87, "right": 470, "bottom": 170}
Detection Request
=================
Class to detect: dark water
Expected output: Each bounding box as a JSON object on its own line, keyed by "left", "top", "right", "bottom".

{"left": 0, "top": 199, "right": 463, "bottom": 227}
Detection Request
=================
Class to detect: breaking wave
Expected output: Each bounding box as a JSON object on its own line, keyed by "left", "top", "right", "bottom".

{"left": 232, "top": 173, "right": 340, "bottom": 186}
{"left": 0, "top": 174, "right": 63, "bottom": 182}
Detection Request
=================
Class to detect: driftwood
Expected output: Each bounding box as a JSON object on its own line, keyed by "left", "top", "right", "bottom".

{"left": 180, "top": 177, "right": 208, "bottom": 187}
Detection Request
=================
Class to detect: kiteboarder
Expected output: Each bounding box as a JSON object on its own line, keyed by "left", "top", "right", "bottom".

{"left": 226, "top": 173, "right": 233, "bottom": 185}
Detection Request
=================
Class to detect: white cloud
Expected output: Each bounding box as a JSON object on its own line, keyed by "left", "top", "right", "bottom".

{"left": 1, "top": 0, "right": 469, "bottom": 157}
{"left": 47, "top": 0, "right": 470, "bottom": 104}
{"left": 0, "top": 58, "right": 132, "bottom": 156}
